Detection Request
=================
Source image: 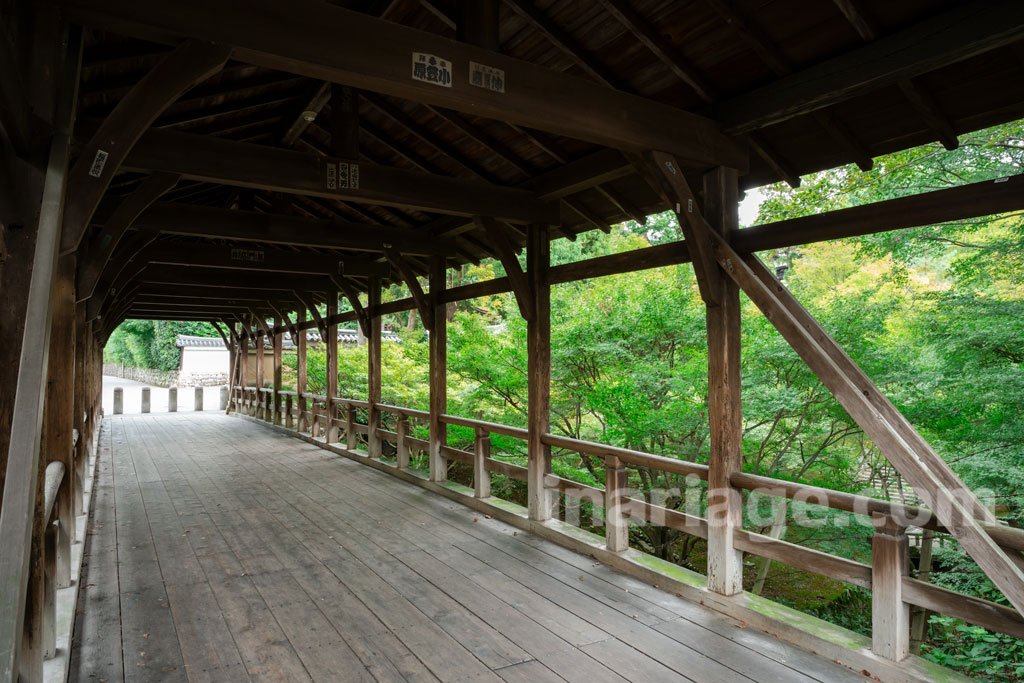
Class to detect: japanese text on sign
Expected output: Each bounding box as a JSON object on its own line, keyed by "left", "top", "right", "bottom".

{"left": 469, "top": 62, "right": 505, "bottom": 93}
{"left": 412, "top": 52, "right": 452, "bottom": 87}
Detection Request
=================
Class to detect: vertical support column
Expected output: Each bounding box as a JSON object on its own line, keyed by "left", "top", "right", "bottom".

{"left": 326, "top": 294, "right": 339, "bottom": 443}
{"left": 473, "top": 427, "right": 491, "bottom": 498}
{"left": 346, "top": 404, "right": 358, "bottom": 450}
{"left": 872, "top": 513, "right": 910, "bottom": 661}
{"left": 428, "top": 256, "right": 447, "bottom": 483}
{"left": 704, "top": 167, "right": 743, "bottom": 596}
{"left": 239, "top": 328, "right": 249, "bottom": 412}
{"left": 285, "top": 394, "right": 294, "bottom": 429}
{"left": 254, "top": 317, "right": 265, "bottom": 415}
{"left": 527, "top": 224, "right": 552, "bottom": 521}
{"left": 604, "top": 455, "right": 629, "bottom": 552}
{"left": 219, "top": 386, "right": 228, "bottom": 411}
{"left": 194, "top": 386, "right": 203, "bottom": 412}
{"left": 113, "top": 387, "right": 123, "bottom": 414}
{"left": 141, "top": 387, "right": 151, "bottom": 413}
{"left": 168, "top": 387, "right": 177, "bottom": 412}
{"left": 296, "top": 309, "right": 307, "bottom": 432}
{"left": 396, "top": 414, "right": 409, "bottom": 470}
{"left": 367, "top": 278, "right": 382, "bottom": 458}
{"left": 273, "top": 316, "right": 283, "bottom": 425}
{"left": 40, "top": 253, "right": 75, "bottom": 588}
{"left": 72, "top": 302, "right": 86, "bottom": 514}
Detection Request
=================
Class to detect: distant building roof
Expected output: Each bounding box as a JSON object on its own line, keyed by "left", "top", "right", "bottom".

{"left": 176, "top": 330, "right": 401, "bottom": 351}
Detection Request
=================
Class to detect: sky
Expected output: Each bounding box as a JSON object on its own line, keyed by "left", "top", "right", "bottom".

{"left": 738, "top": 186, "right": 764, "bottom": 227}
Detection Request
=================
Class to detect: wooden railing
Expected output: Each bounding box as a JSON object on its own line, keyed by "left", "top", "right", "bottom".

{"left": 232, "top": 386, "right": 1024, "bottom": 659}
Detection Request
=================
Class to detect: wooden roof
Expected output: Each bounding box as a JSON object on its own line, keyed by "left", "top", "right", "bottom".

{"left": 63, "top": 0, "right": 1024, "bottom": 308}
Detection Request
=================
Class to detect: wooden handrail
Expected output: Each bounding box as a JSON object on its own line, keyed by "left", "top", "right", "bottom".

{"left": 441, "top": 413, "right": 528, "bottom": 438}
{"left": 542, "top": 433, "right": 709, "bottom": 479}
{"left": 43, "top": 461, "right": 66, "bottom": 526}
{"left": 378, "top": 403, "right": 430, "bottom": 419}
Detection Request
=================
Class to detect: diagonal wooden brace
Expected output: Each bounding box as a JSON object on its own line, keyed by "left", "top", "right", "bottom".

{"left": 330, "top": 274, "right": 372, "bottom": 337}
{"left": 699, "top": 225, "right": 1024, "bottom": 614}
{"left": 383, "top": 248, "right": 433, "bottom": 329}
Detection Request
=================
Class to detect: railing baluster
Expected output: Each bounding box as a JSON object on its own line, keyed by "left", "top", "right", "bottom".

{"left": 473, "top": 427, "right": 491, "bottom": 498}
{"left": 604, "top": 454, "right": 629, "bottom": 553}
{"left": 327, "top": 398, "right": 340, "bottom": 443}
{"left": 872, "top": 513, "right": 910, "bottom": 661}
{"left": 297, "top": 394, "right": 308, "bottom": 433}
{"left": 397, "top": 414, "right": 409, "bottom": 470}
{"left": 346, "top": 404, "right": 357, "bottom": 450}
{"left": 285, "top": 394, "right": 294, "bottom": 429}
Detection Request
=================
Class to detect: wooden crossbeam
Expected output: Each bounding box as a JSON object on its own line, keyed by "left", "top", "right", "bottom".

{"left": 121, "top": 127, "right": 559, "bottom": 223}
{"left": 76, "top": 172, "right": 180, "bottom": 300}
{"left": 715, "top": 0, "right": 1024, "bottom": 134}
{"left": 135, "top": 264, "right": 336, "bottom": 292}
{"left": 134, "top": 241, "right": 390, "bottom": 278}
{"left": 62, "top": 0, "right": 746, "bottom": 169}
{"left": 123, "top": 201, "right": 438, "bottom": 259}
{"left": 60, "top": 39, "right": 230, "bottom": 253}
{"left": 475, "top": 215, "right": 535, "bottom": 321}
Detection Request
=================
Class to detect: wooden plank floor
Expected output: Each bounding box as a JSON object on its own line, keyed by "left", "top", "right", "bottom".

{"left": 70, "top": 413, "right": 864, "bottom": 683}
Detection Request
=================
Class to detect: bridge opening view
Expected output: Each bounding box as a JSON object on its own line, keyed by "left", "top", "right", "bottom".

{"left": 2, "top": 1, "right": 1023, "bottom": 682}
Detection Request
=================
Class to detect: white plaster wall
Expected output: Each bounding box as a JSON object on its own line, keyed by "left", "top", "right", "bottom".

{"left": 180, "top": 347, "right": 229, "bottom": 375}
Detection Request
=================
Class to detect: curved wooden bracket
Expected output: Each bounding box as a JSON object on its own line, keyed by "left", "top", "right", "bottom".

{"left": 294, "top": 291, "right": 327, "bottom": 336}
{"left": 61, "top": 39, "right": 231, "bottom": 254}
{"left": 76, "top": 172, "right": 180, "bottom": 301}
{"left": 330, "top": 274, "right": 371, "bottom": 337}
{"left": 474, "top": 215, "right": 535, "bottom": 321}
{"left": 382, "top": 248, "right": 432, "bottom": 329}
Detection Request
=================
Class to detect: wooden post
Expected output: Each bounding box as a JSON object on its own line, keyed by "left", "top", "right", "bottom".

{"left": 428, "top": 256, "right": 447, "bottom": 482}
{"left": 273, "top": 315, "right": 283, "bottom": 425}
{"left": 604, "top": 455, "right": 629, "bottom": 552}
{"left": 326, "top": 294, "right": 339, "bottom": 442}
{"left": 397, "top": 414, "right": 409, "bottom": 470}
{"left": 40, "top": 253, "right": 76, "bottom": 591}
{"left": 367, "top": 278, "right": 382, "bottom": 458}
{"left": 72, "top": 302, "right": 87, "bottom": 514}
{"left": 473, "top": 427, "right": 491, "bottom": 498}
{"left": 254, "top": 316, "right": 265, "bottom": 417}
{"left": 296, "top": 309, "right": 307, "bottom": 432}
{"left": 704, "top": 166, "right": 744, "bottom": 596}
{"left": 285, "top": 393, "right": 294, "bottom": 429}
{"left": 239, "top": 328, "right": 250, "bottom": 411}
{"left": 872, "top": 513, "right": 910, "bottom": 661}
{"left": 346, "top": 404, "right": 357, "bottom": 450}
{"left": 527, "top": 224, "right": 552, "bottom": 520}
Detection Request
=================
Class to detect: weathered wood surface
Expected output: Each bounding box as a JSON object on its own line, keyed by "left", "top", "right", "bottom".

{"left": 70, "top": 412, "right": 863, "bottom": 683}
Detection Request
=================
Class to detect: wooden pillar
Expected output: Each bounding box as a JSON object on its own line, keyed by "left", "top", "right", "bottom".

{"left": 239, "top": 328, "right": 250, "bottom": 410}
{"left": 457, "top": 0, "right": 500, "bottom": 51}
{"left": 72, "top": 302, "right": 86, "bottom": 514}
{"left": 254, "top": 317, "right": 265, "bottom": 417}
{"left": 473, "top": 427, "right": 491, "bottom": 498}
{"left": 40, "top": 254, "right": 76, "bottom": 589}
{"left": 872, "top": 514, "right": 910, "bottom": 661}
{"left": 428, "top": 256, "right": 447, "bottom": 482}
{"left": 367, "top": 278, "right": 382, "bottom": 458}
{"left": 604, "top": 455, "right": 629, "bottom": 552}
{"left": 527, "top": 225, "right": 552, "bottom": 521}
{"left": 704, "top": 167, "right": 744, "bottom": 596}
{"left": 296, "top": 309, "right": 308, "bottom": 432}
{"left": 273, "top": 316, "right": 283, "bottom": 425}
{"left": 326, "top": 294, "right": 339, "bottom": 442}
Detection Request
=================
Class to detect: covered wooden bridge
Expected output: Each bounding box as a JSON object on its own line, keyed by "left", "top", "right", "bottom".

{"left": 2, "top": 0, "right": 1024, "bottom": 681}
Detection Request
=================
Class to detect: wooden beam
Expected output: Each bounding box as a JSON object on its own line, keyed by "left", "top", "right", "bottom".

{"left": 733, "top": 174, "right": 1024, "bottom": 253}
{"left": 330, "top": 84, "right": 360, "bottom": 159}
{"left": 428, "top": 256, "right": 447, "bottom": 482}
{"left": 62, "top": 0, "right": 747, "bottom": 170}
{"left": 293, "top": 291, "right": 327, "bottom": 335}
{"left": 125, "top": 201, "right": 438, "bottom": 259}
{"left": 122, "top": 128, "right": 559, "bottom": 223}
{"left": 76, "top": 172, "right": 179, "bottom": 300}
{"left": 136, "top": 241, "right": 391, "bottom": 277}
{"left": 475, "top": 215, "right": 535, "bottom": 321}
{"left": 366, "top": 276, "right": 382, "bottom": 458}
{"left": 457, "top": 0, "right": 500, "bottom": 51}
{"left": 281, "top": 81, "right": 330, "bottom": 146}
{"left": 134, "top": 264, "right": 337, "bottom": 292}
{"left": 715, "top": 0, "right": 1024, "bottom": 134}
{"left": 60, "top": 39, "right": 230, "bottom": 253}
